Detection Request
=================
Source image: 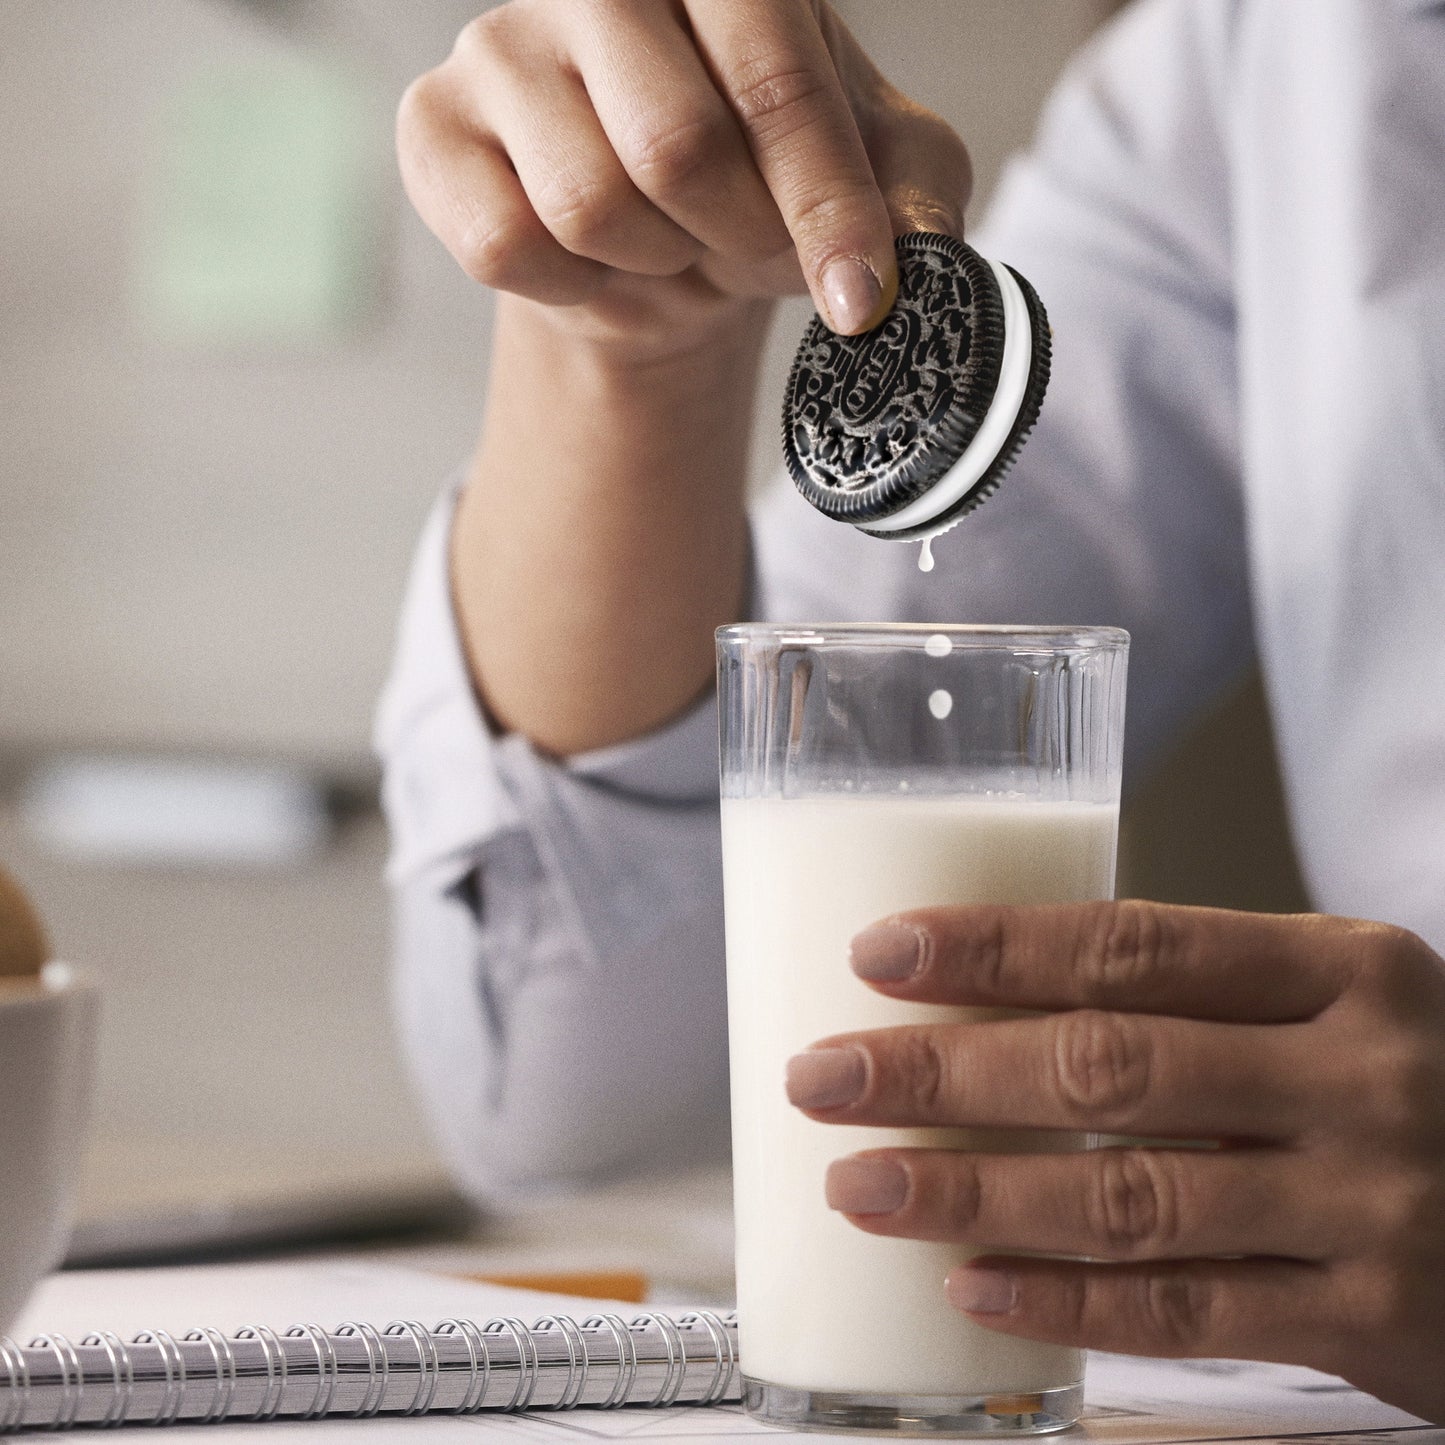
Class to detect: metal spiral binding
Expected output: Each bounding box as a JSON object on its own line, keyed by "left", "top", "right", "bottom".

{"left": 29, "top": 1337, "right": 83, "bottom": 1429}
{"left": 678, "top": 1311, "right": 736, "bottom": 1406}
{"left": 286, "top": 1325, "right": 339, "bottom": 1419}
{"left": 81, "top": 1332, "right": 132, "bottom": 1427}
{"left": 132, "top": 1331, "right": 185, "bottom": 1425}
{"left": 0, "top": 1339, "right": 28, "bottom": 1433}
{"left": 183, "top": 1329, "right": 234, "bottom": 1424}
{"left": 434, "top": 1318, "right": 490, "bottom": 1413}
{"left": 0, "top": 1308, "right": 739, "bottom": 1431}
{"left": 533, "top": 1316, "right": 589, "bottom": 1410}
{"left": 235, "top": 1325, "right": 287, "bottom": 1422}
{"left": 385, "top": 1322, "right": 440, "bottom": 1416}
{"left": 581, "top": 1314, "right": 636, "bottom": 1409}
{"left": 630, "top": 1313, "right": 686, "bottom": 1408}
{"left": 485, "top": 1318, "right": 539, "bottom": 1412}
{"left": 334, "top": 1321, "right": 388, "bottom": 1418}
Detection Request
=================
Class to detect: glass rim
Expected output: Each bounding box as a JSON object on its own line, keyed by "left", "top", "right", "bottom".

{"left": 716, "top": 622, "right": 1129, "bottom": 652}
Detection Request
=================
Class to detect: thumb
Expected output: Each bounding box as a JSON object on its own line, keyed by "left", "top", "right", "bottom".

{"left": 821, "top": 12, "right": 973, "bottom": 242}
{"left": 871, "top": 106, "right": 973, "bottom": 243}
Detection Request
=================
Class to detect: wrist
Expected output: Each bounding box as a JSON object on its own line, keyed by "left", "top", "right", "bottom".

{"left": 501, "top": 289, "right": 775, "bottom": 377}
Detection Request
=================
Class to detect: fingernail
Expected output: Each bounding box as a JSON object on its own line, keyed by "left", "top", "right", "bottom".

{"left": 946, "top": 1265, "right": 1017, "bottom": 1315}
{"left": 821, "top": 256, "right": 884, "bottom": 334}
{"left": 786, "top": 1047, "right": 866, "bottom": 1109}
{"left": 851, "top": 921, "right": 926, "bottom": 981}
{"left": 825, "top": 1156, "right": 907, "bottom": 1214}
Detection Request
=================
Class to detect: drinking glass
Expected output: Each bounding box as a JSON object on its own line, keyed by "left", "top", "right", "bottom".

{"left": 717, "top": 623, "right": 1129, "bottom": 1435}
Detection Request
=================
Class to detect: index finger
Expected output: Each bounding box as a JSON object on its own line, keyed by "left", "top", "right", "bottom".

{"left": 850, "top": 900, "right": 1359, "bottom": 1022}
{"left": 684, "top": 0, "right": 896, "bottom": 333}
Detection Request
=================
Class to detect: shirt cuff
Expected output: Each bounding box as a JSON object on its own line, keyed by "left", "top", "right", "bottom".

{"left": 566, "top": 689, "right": 719, "bottom": 803}
{"left": 375, "top": 476, "right": 725, "bottom": 887}
{"left": 375, "top": 474, "right": 524, "bottom": 887}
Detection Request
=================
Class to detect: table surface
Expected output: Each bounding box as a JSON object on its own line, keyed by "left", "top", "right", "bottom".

{"left": 353, "top": 1164, "right": 737, "bottom": 1307}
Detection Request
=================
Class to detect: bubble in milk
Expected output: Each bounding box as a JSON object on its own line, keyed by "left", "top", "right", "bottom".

{"left": 924, "top": 633, "right": 952, "bottom": 658}
{"left": 928, "top": 688, "right": 954, "bottom": 720}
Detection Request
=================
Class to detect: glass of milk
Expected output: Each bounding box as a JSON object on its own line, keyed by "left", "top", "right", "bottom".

{"left": 716, "top": 623, "right": 1128, "bottom": 1435}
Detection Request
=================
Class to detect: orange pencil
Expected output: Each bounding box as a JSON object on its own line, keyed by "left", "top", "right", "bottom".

{"left": 455, "top": 1270, "right": 650, "bottom": 1304}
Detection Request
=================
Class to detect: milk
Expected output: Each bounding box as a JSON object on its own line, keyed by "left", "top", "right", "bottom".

{"left": 722, "top": 793, "right": 1118, "bottom": 1397}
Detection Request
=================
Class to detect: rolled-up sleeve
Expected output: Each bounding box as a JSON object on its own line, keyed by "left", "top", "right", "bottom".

{"left": 375, "top": 480, "right": 730, "bottom": 1202}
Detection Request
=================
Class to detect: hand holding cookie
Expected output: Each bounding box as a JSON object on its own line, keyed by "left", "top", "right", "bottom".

{"left": 397, "top": 0, "right": 973, "bottom": 354}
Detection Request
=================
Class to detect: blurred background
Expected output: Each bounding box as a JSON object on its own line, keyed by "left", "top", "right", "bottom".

{"left": 0, "top": 0, "right": 1307, "bottom": 1270}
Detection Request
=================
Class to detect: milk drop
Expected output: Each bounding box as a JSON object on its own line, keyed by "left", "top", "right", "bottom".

{"left": 923, "top": 633, "right": 952, "bottom": 658}
{"left": 928, "top": 688, "right": 953, "bottom": 720}
{"left": 917, "top": 537, "right": 935, "bottom": 572}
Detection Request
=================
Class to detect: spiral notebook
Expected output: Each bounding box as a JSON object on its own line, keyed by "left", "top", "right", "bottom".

{"left": 0, "top": 1310, "right": 736, "bottom": 1431}
{"left": 6, "top": 1262, "right": 1433, "bottom": 1441}
{"left": 2, "top": 1263, "right": 740, "bottom": 1434}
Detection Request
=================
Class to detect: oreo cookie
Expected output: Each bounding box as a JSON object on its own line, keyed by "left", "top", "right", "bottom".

{"left": 782, "top": 233, "right": 1051, "bottom": 543}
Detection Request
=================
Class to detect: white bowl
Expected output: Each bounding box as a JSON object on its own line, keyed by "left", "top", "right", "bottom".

{"left": 0, "top": 962, "right": 98, "bottom": 1334}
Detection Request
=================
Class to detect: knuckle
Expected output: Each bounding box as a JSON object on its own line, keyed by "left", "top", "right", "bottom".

{"left": 1089, "top": 1151, "right": 1179, "bottom": 1259}
{"left": 1050, "top": 1010, "right": 1151, "bottom": 1126}
{"left": 1368, "top": 1036, "right": 1445, "bottom": 1146}
{"left": 728, "top": 59, "right": 831, "bottom": 137}
{"left": 898, "top": 198, "right": 965, "bottom": 241}
{"left": 535, "top": 175, "right": 628, "bottom": 253}
{"left": 896, "top": 1033, "right": 950, "bottom": 1120}
{"left": 1081, "top": 900, "right": 1177, "bottom": 996}
{"left": 572, "top": 0, "right": 637, "bottom": 24}
{"left": 1347, "top": 1261, "right": 1418, "bottom": 1339}
{"left": 933, "top": 1156, "right": 983, "bottom": 1234}
{"left": 454, "top": 6, "right": 514, "bottom": 62}
{"left": 931, "top": 118, "right": 974, "bottom": 189}
{"left": 785, "top": 178, "right": 881, "bottom": 239}
{"left": 1051, "top": 1272, "right": 1092, "bottom": 1337}
{"left": 619, "top": 112, "right": 723, "bottom": 194}
{"left": 961, "top": 909, "right": 1011, "bottom": 999}
{"left": 396, "top": 71, "right": 443, "bottom": 142}
{"left": 1139, "top": 1271, "right": 1215, "bottom": 1353}
{"left": 1375, "top": 1165, "right": 1445, "bottom": 1244}
{"left": 911, "top": 107, "right": 974, "bottom": 196}
{"left": 456, "top": 214, "right": 529, "bottom": 288}
{"left": 1352, "top": 920, "right": 1436, "bottom": 1003}
{"left": 1334, "top": 926, "right": 1445, "bottom": 1147}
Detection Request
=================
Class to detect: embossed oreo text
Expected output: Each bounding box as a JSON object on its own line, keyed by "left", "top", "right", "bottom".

{"left": 787, "top": 249, "right": 981, "bottom": 496}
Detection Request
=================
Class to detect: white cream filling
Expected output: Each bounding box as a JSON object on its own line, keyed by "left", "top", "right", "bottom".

{"left": 864, "top": 257, "right": 1034, "bottom": 537}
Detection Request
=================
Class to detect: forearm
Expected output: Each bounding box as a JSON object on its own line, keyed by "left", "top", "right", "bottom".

{"left": 453, "top": 294, "right": 771, "bottom": 756}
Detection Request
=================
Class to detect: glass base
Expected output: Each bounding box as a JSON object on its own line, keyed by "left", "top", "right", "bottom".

{"left": 742, "top": 1376, "right": 1082, "bottom": 1437}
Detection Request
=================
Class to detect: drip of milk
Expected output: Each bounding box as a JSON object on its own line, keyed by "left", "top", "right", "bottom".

{"left": 926, "top": 637, "right": 953, "bottom": 717}
{"left": 722, "top": 794, "right": 1117, "bottom": 1396}
{"left": 917, "top": 537, "right": 935, "bottom": 572}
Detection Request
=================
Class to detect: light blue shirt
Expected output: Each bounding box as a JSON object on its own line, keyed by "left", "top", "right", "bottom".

{"left": 375, "top": 0, "right": 1445, "bottom": 1203}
